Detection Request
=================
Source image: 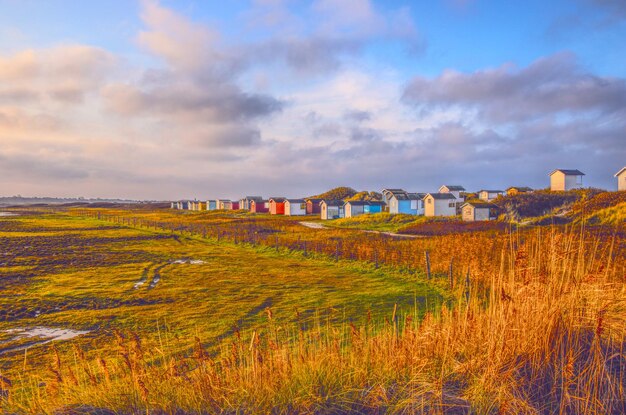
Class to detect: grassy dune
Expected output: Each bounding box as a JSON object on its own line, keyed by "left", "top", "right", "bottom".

{"left": 0, "top": 208, "right": 624, "bottom": 414}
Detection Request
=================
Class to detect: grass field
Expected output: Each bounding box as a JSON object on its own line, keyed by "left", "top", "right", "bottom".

{"left": 0, "top": 207, "right": 624, "bottom": 414}
{"left": 0, "top": 210, "right": 444, "bottom": 413}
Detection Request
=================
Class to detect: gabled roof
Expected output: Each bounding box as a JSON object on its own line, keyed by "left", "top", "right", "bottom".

{"left": 506, "top": 186, "right": 533, "bottom": 192}
{"left": 615, "top": 167, "right": 626, "bottom": 177}
{"left": 320, "top": 199, "right": 344, "bottom": 206}
{"left": 426, "top": 193, "right": 457, "bottom": 200}
{"left": 550, "top": 169, "right": 585, "bottom": 176}
{"left": 285, "top": 199, "right": 306, "bottom": 203}
{"left": 479, "top": 189, "right": 505, "bottom": 193}
{"left": 268, "top": 197, "right": 286, "bottom": 203}
{"left": 462, "top": 202, "right": 498, "bottom": 209}
{"left": 242, "top": 196, "right": 263, "bottom": 201}
{"left": 439, "top": 185, "right": 465, "bottom": 191}
{"left": 382, "top": 188, "right": 406, "bottom": 194}
{"left": 367, "top": 201, "right": 385, "bottom": 206}
{"left": 305, "top": 198, "right": 323, "bottom": 203}
{"left": 344, "top": 200, "right": 370, "bottom": 206}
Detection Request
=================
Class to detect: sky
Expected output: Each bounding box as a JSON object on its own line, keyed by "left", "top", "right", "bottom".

{"left": 0, "top": 0, "right": 625, "bottom": 200}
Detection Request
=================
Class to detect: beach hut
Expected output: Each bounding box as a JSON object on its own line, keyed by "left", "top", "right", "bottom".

{"left": 320, "top": 200, "right": 344, "bottom": 220}
{"left": 614, "top": 167, "right": 626, "bottom": 191}
{"left": 550, "top": 169, "right": 585, "bottom": 191}
{"left": 269, "top": 198, "right": 286, "bottom": 215}
{"left": 218, "top": 200, "right": 233, "bottom": 210}
{"left": 305, "top": 198, "right": 323, "bottom": 215}
{"left": 207, "top": 200, "right": 217, "bottom": 211}
{"left": 250, "top": 199, "right": 270, "bottom": 213}
{"left": 382, "top": 189, "right": 406, "bottom": 204}
{"left": 506, "top": 187, "right": 533, "bottom": 196}
{"left": 462, "top": 202, "right": 499, "bottom": 221}
{"left": 424, "top": 193, "right": 457, "bottom": 217}
{"left": 439, "top": 185, "right": 465, "bottom": 200}
{"left": 239, "top": 196, "right": 263, "bottom": 211}
{"left": 284, "top": 199, "right": 307, "bottom": 216}
{"left": 478, "top": 190, "right": 504, "bottom": 202}
{"left": 344, "top": 201, "right": 370, "bottom": 218}
{"left": 383, "top": 189, "right": 426, "bottom": 215}
{"left": 364, "top": 201, "right": 385, "bottom": 214}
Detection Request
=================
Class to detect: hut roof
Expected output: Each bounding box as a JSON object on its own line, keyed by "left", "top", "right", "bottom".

{"left": 550, "top": 169, "right": 585, "bottom": 176}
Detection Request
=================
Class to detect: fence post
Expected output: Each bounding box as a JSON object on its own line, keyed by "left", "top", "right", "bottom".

{"left": 425, "top": 251, "right": 431, "bottom": 279}
{"left": 449, "top": 257, "right": 454, "bottom": 289}
{"left": 465, "top": 267, "right": 471, "bottom": 303}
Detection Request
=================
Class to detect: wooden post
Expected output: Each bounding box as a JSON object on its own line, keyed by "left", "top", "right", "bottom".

{"left": 374, "top": 249, "right": 379, "bottom": 269}
{"left": 303, "top": 240, "right": 307, "bottom": 257}
{"left": 465, "top": 267, "right": 471, "bottom": 303}
{"left": 425, "top": 251, "right": 431, "bottom": 279}
{"left": 335, "top": 242, "right": 340, "bottom": 262}
{"left": 448, "top": 257, "right": 454, "bottom": 289}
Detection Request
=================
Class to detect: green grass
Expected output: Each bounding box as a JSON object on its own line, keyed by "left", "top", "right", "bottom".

{"left": 0, "top": 212, "right": 442, "bottom": 377}
{"left": 326, "top": 213, "right": 419, "bottom": 232}
{"left": 582, "top": 201, "right": 626, "bottom": 226}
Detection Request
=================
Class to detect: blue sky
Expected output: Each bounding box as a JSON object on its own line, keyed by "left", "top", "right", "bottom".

{"left": 0, "top": 0, "right": 624, "bottom": 199}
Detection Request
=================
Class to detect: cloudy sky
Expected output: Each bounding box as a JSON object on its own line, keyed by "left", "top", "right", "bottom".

{"left": 0, "top": 0, "right": 625, "bottom": 199}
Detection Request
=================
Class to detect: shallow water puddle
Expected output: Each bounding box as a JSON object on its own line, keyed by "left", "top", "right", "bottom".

{"left": 171, "top": 259, "right": 206, "bottom": 264}
{"left": 0, "top": 326, "right": 91, "bottom": 355}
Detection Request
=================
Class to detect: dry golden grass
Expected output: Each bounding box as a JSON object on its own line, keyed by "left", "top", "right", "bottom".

{"left": 2, "top": 216, "right": 624, "bottom": 414}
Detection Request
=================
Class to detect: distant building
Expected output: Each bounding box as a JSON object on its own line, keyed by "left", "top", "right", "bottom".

{"left": 284, "top": 199, "right": 307, "bottom": 216}
{"left": 478, "top": 190, "right": 504, "bottom": 202}
{"left": 343, "top": 201, "right": 384, "bottom": 218}
{"left": 506, "top": 187, "right": 533, "bottom": 196}
{"left": 344, "top": 201, "right": 369, "bottom": 218}
{"left": 218, "top": 200, "right": 238, "bottom": 210}
{"left": 381, "top": 188, "right": 407, "bottom": 207}
{"left": 250, "top": 199, "right": 270, "bottom": 213}
{"left": 615, "top": 167, "right": 626, "bottom": 191}
{"left": 180, "top": 201, "right": 190, "bottom": 210}
{"left": 320, "top": 200, "right": 344, "bottom": 220}
{"left": 365, "top": 201, "right": 385, "bottom": 214}
{"left": 214, "top": 199, "right": 227, "bottom": 210}
{"left": 239, "top": 196, "right": 263, "bottom": 211}
{"left": 382, "top": 189, "right": 425, "bottom": 215}
{"left": 461, "top": 202, "right": 499, "bottom": 222}
{"left": 207, "top": 200, "right": 217, "bottom": 211}
{"left": 438, "top": 185, "right": 465, "bottom": 200}
{"left": 424, "top": 193, "right": 457, "bottom": 217}
{"left": 305, "top": 198, "right": 323, "bottom": 215}
{"left": 268, "top": 198, "right": 286, "bottom": 215}
{"left": 550, "top": 169, "right": 585, "bottom": 191}
{"left": 170, "top": 202, "right": 176, "bottom": 209}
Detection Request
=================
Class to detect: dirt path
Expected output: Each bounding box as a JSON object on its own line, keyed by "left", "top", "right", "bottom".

{"left": 299, "top": 221, "right": 326, "bottom": 229}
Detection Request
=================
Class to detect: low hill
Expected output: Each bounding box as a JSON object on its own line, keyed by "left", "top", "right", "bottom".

{"left": 346, "top": 191, "right": 383, "bottom": 201}
{"left": 497, "top": 189, "right": 603, "bottom": 222}
{"left": 310, "top": 187, "right": 357, "bottom": 200}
